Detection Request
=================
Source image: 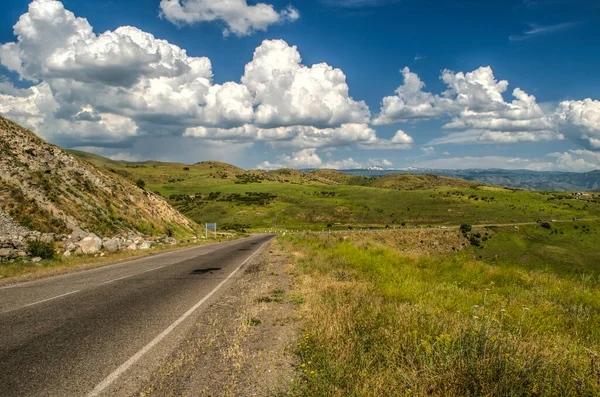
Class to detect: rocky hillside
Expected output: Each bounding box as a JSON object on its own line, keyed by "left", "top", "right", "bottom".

{"left": 0, "top": 116, "right": 199, "bottom": 244}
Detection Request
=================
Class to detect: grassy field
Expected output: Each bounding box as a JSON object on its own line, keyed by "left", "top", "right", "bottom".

{"left": 282, "top": 221, "right": 600, "bottom": 396}
{"left": 69, "top": 151, "right": 600, "bottom": 232}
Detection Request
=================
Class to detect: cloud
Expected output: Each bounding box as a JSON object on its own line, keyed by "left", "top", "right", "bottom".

{"left": 159, "top": 0, "right": 299, "bottom": 37}
{"left": 358, "top": 129, "right": 413, "bottom": 149}
{"left": 421, "top": 146, "right": 435, "bottom": 155}
{"left": 256, "top": 148, "right": 392, "bottom": 170}
{"left": 509, "top": 22, "right": 579, "bottom": 41}
{"left": 548, "top": 149, "right": 600, "bottom": 172}
{"left": 0, "top": 1, "right": 392, "bottom": 152}
{"left": 373, "top": 67, "right": 445, "bottom": 124}
{"left": 415, "top": 150, "right": 600, "bottom": 172}
{"left": 554, "top": 99, "right": 600, "bottom": 149}
{"left": 0, "top": 0, "right": 257, "bottom": 146}
{"left": 185, "top": 123, "right": 382, "bottom": 149}
{"left": 416, "top": 156, "right": 554, "bottom": 171}
{"left": 241, "top": 39, "right": 370, "bottom": 128}
{"left": 375, "top": 66, "right": 563, "bottom": 145}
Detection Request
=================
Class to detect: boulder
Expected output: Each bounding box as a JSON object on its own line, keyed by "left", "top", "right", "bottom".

{"left": 63, "top": 250, "right": 71, "bottom": 257}
{"left": 31, "top": 257, "right": 42, "bottom": 263}
{"left": 0, "top": 248, "right": 14, "bottom": 258}
{"left": 104, "top": 238, "right": 120, "bottom": 253}
{"left": 71, "top": 228, "right": 88, "bottom": 242}
{"left": 80, "top": 235, "right": 102, "bottom": 255}
{"left": 64, "top": 240, "right": 77, "bottom": 251}
{"left": 127, "top": 243, "right": 138, "bottom": 250}
{"left": 139, "top": 241, "right": 152, "bottom": 250}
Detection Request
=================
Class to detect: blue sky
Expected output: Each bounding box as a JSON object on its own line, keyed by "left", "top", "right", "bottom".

{"left": 1, "top": 0, "right": 600, "bottom": 171}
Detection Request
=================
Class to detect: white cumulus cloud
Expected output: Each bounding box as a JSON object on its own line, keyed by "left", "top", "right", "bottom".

{"left": 554, "top": 99, "right": 600, "bottom": 149}
{"left": 159, "top": 0, "right": 299, "bottom": 37}
{"left": 374, "top": 66, "right": 562, "bottom": 145}
{"left": 0, "top": 1, "right": 392, "bottom": 152}
{"left": 241, "top": 39, "right": 370, "bottom": 128}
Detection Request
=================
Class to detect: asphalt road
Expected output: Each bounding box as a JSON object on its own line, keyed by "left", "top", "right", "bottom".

{"left": 0, "top": 234, "right": 273, "bottom": 397}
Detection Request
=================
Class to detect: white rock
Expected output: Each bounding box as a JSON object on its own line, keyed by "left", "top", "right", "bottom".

{"left": 31, "top": 257, "right": 42, "bottom": 263}
{"left": 64, "top": 241, "right": 77, "bottom": 251}
{"left": 104, "top": 238, "right": 121, "bottom": 253}
{"left": 80, "top": 235, "right": 102, "bottom": 255}
{"left": 63, "top": 250, "right": 71, "bottom": 257}
{"left": 139, "top": 241, "right": 152, "bottom": 250}
{"left": 127, "top": 243, "right": 138, "bottom": 250}
{"left": 71, "top": 228, "right": 88, "bottom": 242}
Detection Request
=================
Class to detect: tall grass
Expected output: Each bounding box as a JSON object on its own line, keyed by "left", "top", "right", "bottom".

{"left": 283, "top": 231, "right": 600, "bottom": 396}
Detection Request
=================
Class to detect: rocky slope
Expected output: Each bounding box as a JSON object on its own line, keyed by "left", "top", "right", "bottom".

{"left": 0, "top": 116, "right": 199, "bottom": 260}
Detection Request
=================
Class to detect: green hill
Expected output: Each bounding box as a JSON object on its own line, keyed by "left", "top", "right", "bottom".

{"left": 70, "top": 150, "right": 600, "bottom": 231}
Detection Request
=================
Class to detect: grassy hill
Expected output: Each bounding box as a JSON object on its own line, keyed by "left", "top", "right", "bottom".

{"left": 71, "top": 151, "right": 600, "bottom": 232}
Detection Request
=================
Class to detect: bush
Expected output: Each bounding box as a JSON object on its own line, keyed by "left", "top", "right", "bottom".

{"left": 136, "top": 179, "right": 146, "bottom": 189}
{"left": 469, "top": 236, "right": 481, "bottom": 246}
{"left": 540, "top": 222, "right": 551, "bottom": 229}
{"left": 460, "top": 224, "right": 472, "bottom": 234}
{"left": 183, "top": 167, "right": 190, "bottom": 170}
{"left": 27, "top": 240, "right": 55, "bottom": 259}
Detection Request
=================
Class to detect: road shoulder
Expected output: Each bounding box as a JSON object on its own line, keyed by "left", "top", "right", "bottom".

{"left": 137, "top": 239, "right": 301, "bottom": 397}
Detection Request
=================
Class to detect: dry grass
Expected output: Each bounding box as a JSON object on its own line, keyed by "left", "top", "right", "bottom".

{"left": 282, "top": 230, "right": 600, "bottom": 396}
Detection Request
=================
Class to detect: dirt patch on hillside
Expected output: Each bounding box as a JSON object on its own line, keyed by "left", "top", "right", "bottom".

{"left": 136, "top": 240, "right": 301, "bottom": 397}
{"left": 329, "top": 229, "right": 471, "bottom": 256}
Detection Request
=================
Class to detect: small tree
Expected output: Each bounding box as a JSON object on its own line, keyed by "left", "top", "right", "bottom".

{"left": 136, "top": 179, "right": 146, "bottom": 189}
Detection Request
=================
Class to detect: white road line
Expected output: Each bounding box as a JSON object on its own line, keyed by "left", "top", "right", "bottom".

{"left": 99, "top": 265, "right": 166, "bottom": 286}
{"left": 1, "top": 290, "right": 82, "bottom": 314}
{"left": 86, "top": 239, "right": 271, "bottom": 397}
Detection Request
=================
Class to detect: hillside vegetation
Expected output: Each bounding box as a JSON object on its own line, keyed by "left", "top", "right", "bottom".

{"left": 0, "top": 116, "right": 198, "bottom": 238}
{"left": 284, "top": 221, "right": 600, "bottom": 396}
{"left": 72, "top": 151, "right": 600, "bottom": 231}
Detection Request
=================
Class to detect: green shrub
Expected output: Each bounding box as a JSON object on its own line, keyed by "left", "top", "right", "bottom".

{"left": 27, "top": 240, "right": 55, "bottom": 259}
{"left": 136, "top": 179, "right": 146, "bottom": 189}
{"left": 460, "top": 224, "right": 472, "bottom": 234}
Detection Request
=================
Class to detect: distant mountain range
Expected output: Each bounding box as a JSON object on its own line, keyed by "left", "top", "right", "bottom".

{"left": 336, "top": 168, "right": 600, "bottom": 192}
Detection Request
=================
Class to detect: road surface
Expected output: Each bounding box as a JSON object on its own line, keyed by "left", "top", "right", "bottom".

{"left": 0, "top": 234, "right": 273, "bottom": 397}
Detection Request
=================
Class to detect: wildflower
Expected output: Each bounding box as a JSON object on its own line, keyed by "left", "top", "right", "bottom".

{"left": 473, "top": 316, "right": 479, "bottom": 320}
